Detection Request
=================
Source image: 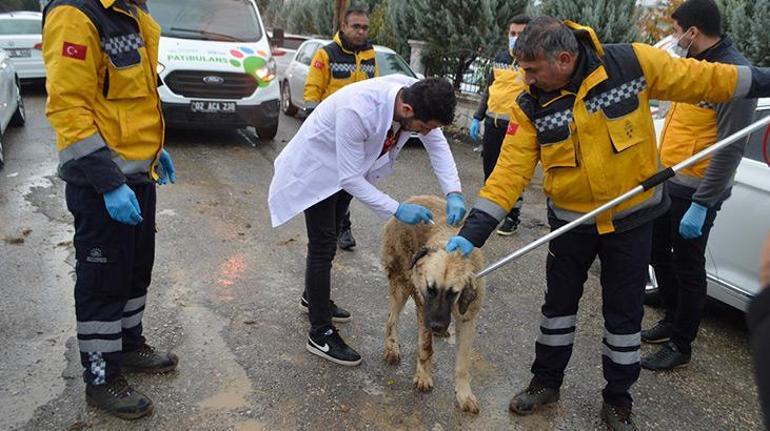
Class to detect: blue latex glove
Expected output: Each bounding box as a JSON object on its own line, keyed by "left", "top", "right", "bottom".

{"left": 446, "top": 192, "right": 466, "bottom": 226}
{"left": 445, "top": 235, "right": 474, "bottom": 257}
{"left": 679, "top": 202, "right": 708, "bottom": 239}
{"left": 395, "top": 203, "right": 434, "bottom": 225}
{"left": 103, "top": 184, "right": 143, "bottom": 225}
{"left": 157, "top": 149, "right": 176, "bottom": 185}
{"left": 469, "top": 118, "right": 480, "bottom": 141}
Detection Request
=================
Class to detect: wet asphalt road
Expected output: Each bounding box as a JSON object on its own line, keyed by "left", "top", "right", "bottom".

{"left": 0, "top": 84, "right": 764, "bottom": 430}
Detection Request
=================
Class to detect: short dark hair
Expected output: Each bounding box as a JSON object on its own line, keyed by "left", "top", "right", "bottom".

{"left": 672, "top": 0, "right": 721, "bottom": 37}
{"left": 509, "top": 14, "right": 531, "bottom": 26}
{"left": 402, "top": 78, "right": 456, "bottom": 125}
{"left": 344, "top": 7, "right": 368, "bottom": 22}
{"left": 514, "top": 16, "right": 579, "bottom": 62}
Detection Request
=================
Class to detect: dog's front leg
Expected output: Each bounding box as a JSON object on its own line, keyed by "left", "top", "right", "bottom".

{"left": 454, "top": 317, "right": 479, "bottom": 413}
{"left": 413, "top": 301, "right": 434, "bottom": 392}
{"left": 384, "top": 283, "right": 409, "bottom": 365}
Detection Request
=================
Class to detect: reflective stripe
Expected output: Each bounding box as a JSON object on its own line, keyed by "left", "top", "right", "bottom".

{"left": 473, "top": 197, "right": 508, "bottom": 221}
{"left": 122, "top": 310, "right": 144, "bottom": 329}
{"left": 537, "top": 332, "right": 575, "bottom": 346}
{"left": 602, "top": 346, "right": 640, "bottom": 365}
{"left": 77, "top": 320, "right": 122, "bottom": 335}
{"left": 113, "top": 157, "right": 153, "bottom": 175}
{"left": 124, "top": 295, "right": 146, "bottom": 313}
{"left": 540, "top": 314, "right": 577, "bottom": 330}
{"left": 604, "top": 331, "right": 641, "bottom": 348}
{"left": 78, "top": 338, "right": 122, "bottom": 353}
{"left": 548, "top": 185, "right": 663, "bottom": 224}
{"left": 486, "top": 113, "right": 511, "bottom": 122}
{"left": 734, "top": 65, "right": 752, "bottom": 99}
{"left": 305, "top": 101, "right": 319, "bottom": 109}
{"left": 58, "top": 134, "right": 107, "bottom": 165}
{"left": 670, "top": 173, "right": 703, "bottom": 189}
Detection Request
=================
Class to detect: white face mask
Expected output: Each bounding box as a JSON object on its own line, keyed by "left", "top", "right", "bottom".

{"left": 509, "top": 35, "right": 518, "bottom": 51}
{"left": 669, "top": 30, "right": 695, "bottom": 58}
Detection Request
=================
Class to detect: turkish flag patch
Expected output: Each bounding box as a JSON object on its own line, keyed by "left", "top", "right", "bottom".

{"left": 62, "top": 42, "right": 87, "bottom": 60}
{"left": 313, "top": 60, "right": 324, "bottom": 70}
{"left": 506, "top": 122, "right": 519, "bottom": 135}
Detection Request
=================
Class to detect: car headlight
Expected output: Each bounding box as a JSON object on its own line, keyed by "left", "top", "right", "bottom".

{"left": 157, "top": 62, "right": 165, "bottom": 74}
{"left": 255, "top": 57, "right": 277, "bottom": 83}
{"left": 0, "top": 59, "right": 7, "bottom": 70}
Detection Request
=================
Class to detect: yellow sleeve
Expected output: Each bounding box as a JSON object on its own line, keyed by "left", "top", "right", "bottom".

{"left": 478, "top": 102, "right": 540, "bottom": 213}
{"left": 633, "top": 43, "right": 742, "bottom": 105}
{"left": 43, "top": 6, "right": 105, "bottom": 153}
{"left": 304, "top": 48, "right": 330, "bottom": 107}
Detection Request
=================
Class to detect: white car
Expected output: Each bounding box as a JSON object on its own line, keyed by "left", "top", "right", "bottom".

{"left": 280, "top": 38, "right": 419, "bottom": 116}
{"left": 0, "top": 48, "right": 26, "bottom": 169}
{"left": 0, "top": 11, "right": 45, "bottom": 80}
{"left": 647, "top": 98, "right": 770, "bottom": 311}
{"left": 148, "top": 0, "right": 280, "bottom": 139}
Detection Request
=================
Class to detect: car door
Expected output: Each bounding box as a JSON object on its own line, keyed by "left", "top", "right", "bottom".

{"left": 0, "top": 49, "right": 14, "bottom": 131}
{"left": 705, "top": 106, "right": 770, "bottom": 310}
{"left": 288, "top": 41, "right": 318, "bottom": 109}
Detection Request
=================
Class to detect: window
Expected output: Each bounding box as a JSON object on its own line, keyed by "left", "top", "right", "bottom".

{"left": 376, "top": 52, "right": 415, "bottom": 78}
{"left": 0, "top": 19, "right": 41, "bottom": 36}
{"left": 149, "top": 0, "right": 262, "bottom": 42}
{"left": 744, "top": 108, "right": 770, "bottom": 163}
{"left": 296, "top": 43, "right": 318, "bottom": 66}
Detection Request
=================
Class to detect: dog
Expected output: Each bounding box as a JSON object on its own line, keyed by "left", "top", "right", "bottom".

{"left": 381, "top": 195, "right": 485, "bottom": 413}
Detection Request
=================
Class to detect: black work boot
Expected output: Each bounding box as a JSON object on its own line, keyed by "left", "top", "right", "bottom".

{"left": 337, "top": 227, "right": 356, "bottom": 250}
{"left": 508, "top": 381, "right": 560, "bottom": 415}
{"left": 300, "top": 295, "right": 352, "bottom": 323}
{"left": 600, "top": 402, "right": 638, "bottom": 431}
{"left": 86, "top": 376, "right": 153, "bottom": 420}
{"left": 306, "top": 327, "right": 362, "bottom": 366}
{"left": 641, "top": 341, "right": 691, "bottom": 371}
{"left": 641, "top": 321, "right": 672, "bottom": 344}
{"left": 122, "top": 344, "right": 179, "bottom": 374}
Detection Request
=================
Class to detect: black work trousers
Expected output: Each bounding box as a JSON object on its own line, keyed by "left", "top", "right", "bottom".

{"left": 482, "top": 116, "right": 522, "bottom": 221}
{"left": 303, "top": 190, "right": 353, "bottom": 335}
{"left": 651, "top": 195, "right": 719, "bottom": 355}
{"left": 66, "top": 182, "right": 156, "bottom": 385}
{"left": 531, "top": 221, "right": 652, "bottom": 408}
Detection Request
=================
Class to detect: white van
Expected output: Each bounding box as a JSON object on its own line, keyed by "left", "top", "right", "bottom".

{"left": 148, "top": 0, "right": 280, "bottom": 139}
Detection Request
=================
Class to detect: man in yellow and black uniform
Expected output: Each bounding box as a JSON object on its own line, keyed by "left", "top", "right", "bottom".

{"left": 445, "top": 17, "right": 770, "bottom": 430}
{"left": 470, "top": 14, "right": 530, "bottom": 236}
{"left": 43, "top": 0, "right": 178, "bottom": 419}
{"left": 641, "top": 0, "right": 757, "bottom": 371}
{"left": 303, "top": 7, "right": 377, "bottom": 256}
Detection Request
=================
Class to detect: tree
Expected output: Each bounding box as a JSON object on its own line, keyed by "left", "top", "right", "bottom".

{"left": 638, "top": 0, "right": 686, "bottom": 44}
{"left": 536, "top": 0, "right": 640, "bottom": 43}
{"left": 718, "top": 0, "right": 770, "bottom": 67}
{"left": 748, "top": 0, "right": 770, "bottom": 67}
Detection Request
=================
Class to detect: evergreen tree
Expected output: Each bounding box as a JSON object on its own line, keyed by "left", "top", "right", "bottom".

{"left": 748, "top": 0, "right": 770, "bottom": 66}
{"left": 537, "top": 0, "right": 640, "bottom": 43}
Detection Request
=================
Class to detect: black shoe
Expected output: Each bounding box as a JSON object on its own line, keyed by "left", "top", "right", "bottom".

{"left": 600, "top": 402, "right": 638, "bottom": 431}
{"left": 641, "top": 321, "right": 672, "bottom": 344}
{"left": 496, "top": 217, "right": 519, "bottom": 236}
{"left": 641, "top": 341, "right": 691, "bottom": 371}
{"left": 122, "top": 344, "right": 179, "bottom": 374}
{"left": 508, "top": 381, "right": 560, "bottom": 415}
{"left": 306, "top": 327, "right": 362, "bottom": 367}
{"left": 86, "top": 376, "right": 153, "bottom": 420}
{"left": 300, "top": 296, "right": 352, "bottom": 323}
{"left": 337, "top": 227, "right": 356, "bottom": 250}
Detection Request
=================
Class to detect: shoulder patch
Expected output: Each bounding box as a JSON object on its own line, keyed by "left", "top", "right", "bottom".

{"left": 313, "top": 60, "right": 325, "bottom": 70}
{"left": 506, "top": 122, "right": 519, "bottom": 136}
{"left": 62, "top": 41, "right": 87, "bottom": 60}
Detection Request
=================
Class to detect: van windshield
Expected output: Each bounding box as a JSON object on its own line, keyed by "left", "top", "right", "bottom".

{"left": 149, "top": 0, "right": 262, "bottom": 42}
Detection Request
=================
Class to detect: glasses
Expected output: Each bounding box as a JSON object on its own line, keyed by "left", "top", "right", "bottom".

{"left": 350, "top": 24, "right": 369, "bottom": 31}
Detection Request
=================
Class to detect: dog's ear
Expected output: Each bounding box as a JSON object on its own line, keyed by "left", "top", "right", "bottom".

{"left": 458, "top": 281, "right": 477, "bottom": 315}
{"left": 410, "top": 246, "right": 432, "bottom": 269}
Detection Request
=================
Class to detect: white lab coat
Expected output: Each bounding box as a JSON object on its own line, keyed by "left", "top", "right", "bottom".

{"left": 268, "top": 75, "right": 462, "bottom": 228}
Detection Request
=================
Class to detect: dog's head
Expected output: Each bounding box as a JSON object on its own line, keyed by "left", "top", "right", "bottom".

{"left": 409, "top": 246, "right": 481, "bottom": 335}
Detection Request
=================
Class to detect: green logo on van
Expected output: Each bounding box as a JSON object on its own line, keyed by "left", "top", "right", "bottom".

{"left": 229, "top": 46, "right": 274, "bottom": 87}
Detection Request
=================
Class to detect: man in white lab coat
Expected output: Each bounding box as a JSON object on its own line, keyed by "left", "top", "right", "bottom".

{"left": 268, "top": 75, "right": 466, "bottom": 366}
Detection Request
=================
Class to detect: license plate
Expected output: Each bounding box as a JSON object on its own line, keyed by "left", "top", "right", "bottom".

{"left": 7, "top": 48, "right": 30, "bottom": 58}
{"left": 190, "top": 101, "right": 236, "bottom": 113}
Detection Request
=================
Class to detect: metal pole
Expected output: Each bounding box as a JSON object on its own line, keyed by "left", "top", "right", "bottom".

{"left": 476, "top": 114, "right": 770, "bottom": 279}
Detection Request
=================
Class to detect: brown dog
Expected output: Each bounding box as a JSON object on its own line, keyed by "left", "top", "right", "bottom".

{"left": 381, "top": 195, "right": 485, "bottom": 413}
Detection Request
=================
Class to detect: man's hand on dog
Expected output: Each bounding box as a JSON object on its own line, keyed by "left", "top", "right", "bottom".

{"left": 446, "top": 235, "right": 474, "bottom": 257}
{"left": 395, "top": 203, "right": 434, "bottom": 225}
{"left": 445, "top": 192, "right": 466, "bottom": 226}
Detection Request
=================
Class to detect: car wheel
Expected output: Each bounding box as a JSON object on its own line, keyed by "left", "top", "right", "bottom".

{"left": 255, "top": 120, "right": 279, "bottom": 140}
{"left": 281, "top": 81, "right": 298, "bottom": 116}
{"left": 10, "top": 78, "right": 26, "bottom": 127}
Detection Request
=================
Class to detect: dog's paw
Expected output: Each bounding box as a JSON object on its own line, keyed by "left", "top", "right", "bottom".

{"left": 456, "top": 391, "right": 479, "bottom": 414}
{"left": 383, "top": 345, "right": 401, "bottom": 365}
{"left": 413, "top": 373, "right": 433, "bottom": 392}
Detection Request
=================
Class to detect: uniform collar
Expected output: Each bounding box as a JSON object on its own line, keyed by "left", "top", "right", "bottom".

{"left": 692, "top": 35, "right": 732, "bottom": 61}
{"left": 333, "top": 31, "right": 373, "bottom": 54}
